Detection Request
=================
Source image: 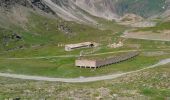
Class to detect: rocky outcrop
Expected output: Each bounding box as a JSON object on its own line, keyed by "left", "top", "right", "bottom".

{"left": 31, "top": 0, "right": 55, "bottom": 14}
{"left": 0, "top": 0, "right": 54, "bottom": 14}
{"left": 0, "top": 0, "right": 32, "bottom": 11}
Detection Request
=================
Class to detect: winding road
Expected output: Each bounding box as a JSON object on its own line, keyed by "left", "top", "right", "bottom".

{"left": 0, "top": 58, "right": 170, "bottom": 83}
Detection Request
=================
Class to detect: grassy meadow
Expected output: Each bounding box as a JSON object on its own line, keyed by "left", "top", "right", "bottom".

{"left": 0, "top": 12, "right": 170, "bottom": 78}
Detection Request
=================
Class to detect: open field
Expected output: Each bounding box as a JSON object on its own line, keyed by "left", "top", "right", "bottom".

{"left": 1, "top": 13, "right": 170, "bottom": 78}
{"left": 1, "top": 48, "right": 170, "bottom": 78}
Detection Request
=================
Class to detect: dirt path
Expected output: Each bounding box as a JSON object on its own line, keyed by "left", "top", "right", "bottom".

{"left": 122, "top": 30, "right": 170, "bottom": 41}
{"left": 3, "top": 55, "right": 78, "bottom": 60}
{"left": 2, "top": 49, "right": 170, "bottom": 60}
{"left": 1, "top": 50, "right": 138, "bottom": 60}
{"left": 0, "top": 58, "right": 169, "bottom": 83}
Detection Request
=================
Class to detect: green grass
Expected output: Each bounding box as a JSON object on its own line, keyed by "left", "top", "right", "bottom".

{"left": 26, "top": 12, "right": 123, "bottom": 44}
{"left": 4, "top": 34, "right": 169, "bottom": 59}
{"left": 0, "top": 54, "right": 167, "bottom": 78}
{"left": 0, "top": 12, "right": 124, "bottom": 52}
{"left": 141, "top": 88, "right": 170, "bottom": 100}
{"left": 0, "top": 12, "right": 127, "bottom": 57}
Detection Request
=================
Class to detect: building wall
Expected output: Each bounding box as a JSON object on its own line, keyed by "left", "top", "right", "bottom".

{"left": 75, "top": 60, "right": 96, "bottom": 68}
{"left": 65, "top": 46, "right": 71, "bottom": 51}
{"left": 65, "top": 42, "right": 97, "bottom": 51}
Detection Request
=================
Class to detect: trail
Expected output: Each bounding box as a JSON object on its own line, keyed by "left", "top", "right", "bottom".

{"left": 1, "top": 50, "right": 138, "bottom": 60}
{"left": 3, "top": 55, "right": 78, "bottom": 60}
{"left": 2, "top": 48, "right": 170, "bottom": 60}
{"left": 0, "top": 58, "right": 170, "bottom": 83}
{"left": 122, "top": 30, "right": 170, "bottom": 42}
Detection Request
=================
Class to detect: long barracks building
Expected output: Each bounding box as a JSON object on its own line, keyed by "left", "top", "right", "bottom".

{"left": 75, "top": 51, "right": 139, "bottom": 68}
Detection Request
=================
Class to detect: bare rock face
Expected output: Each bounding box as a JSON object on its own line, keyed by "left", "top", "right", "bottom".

{"left": 43, "top": 0, "right": 98, "bottom": 24}
{"left": 0, "top": 0, "right": 32, "bottom": 9}
{"left": 41, "top": 0, "right": 170, "bottom": 23}
{"left": 0, "top": 0, "right": 170, "bottom": 24}
{"left": 73, "top": 0, "right": 118, "bottom": 20}
{"left": 0, "top": 0, "right": 54, "bottom": 13}
{"left": 41, "top": 0, "right": 119, "bottom": 24}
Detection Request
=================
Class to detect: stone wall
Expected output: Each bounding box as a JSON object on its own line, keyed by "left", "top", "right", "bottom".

{"left": 75, "top": 60, "right": 96, "bottom": 68}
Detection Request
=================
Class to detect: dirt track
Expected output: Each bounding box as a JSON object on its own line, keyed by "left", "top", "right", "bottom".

{"left": 0, "top": 58, "right": 169, "bottom": 83}
{"left": 1, "top": 50, "right": 138, "bottom": 60}
{"left": 2, "top": 49, "right": 170, "bottom": 60}
{"left": 122, "top": 30, "right": 170, "bottom": 41}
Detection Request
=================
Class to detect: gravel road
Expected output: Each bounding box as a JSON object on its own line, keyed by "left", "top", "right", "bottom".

{"left": 0, "top": 58, "right": 169, "bottom": 83}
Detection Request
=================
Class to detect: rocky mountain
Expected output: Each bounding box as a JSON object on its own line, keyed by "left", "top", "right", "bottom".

{"left": 72, "top": 0, "right": 118, "bottom": 20}
{"left": 115, "top": 0, "right": 167, "bottom": 17}
{"left": 44, "top": 0, "right": 170, "bottom": 22}
{"left": 0, "top": 0, "right": 170, "bottom": 25}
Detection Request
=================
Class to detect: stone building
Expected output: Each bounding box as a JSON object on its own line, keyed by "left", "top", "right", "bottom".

{"left": 75, "top": 51, "right": 139, "bottom": 68}
{"left": 65, "top": 42, "right": 97, "bottom": 51}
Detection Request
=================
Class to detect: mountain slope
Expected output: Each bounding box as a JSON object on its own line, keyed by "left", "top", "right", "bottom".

{"left": 42, "top": 0, "right": 170, "bottom": 22}
{"left": 41, "top": 0, "right": 120, "bottom": 24}
{"left": 42, "top": 0, "right": 97, "bottom": 24}
{"left": 73, "top": 0, "right": 118, "bottom": 20}
{"left": 0, "top": 0, "right": 170, "bottom": 26}
{"left": 115, "top": 0, "right": 167, "bottom": 17}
